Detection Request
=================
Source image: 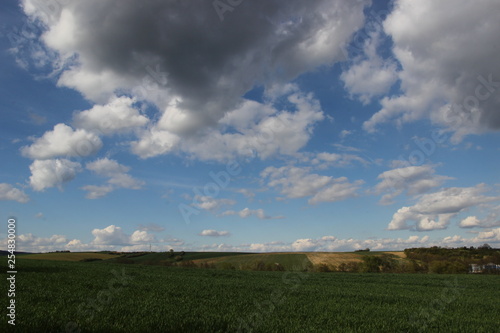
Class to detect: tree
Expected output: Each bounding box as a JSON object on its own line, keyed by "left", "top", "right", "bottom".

{"left": 361, "top": 256, "right": 382, "bottom": 273}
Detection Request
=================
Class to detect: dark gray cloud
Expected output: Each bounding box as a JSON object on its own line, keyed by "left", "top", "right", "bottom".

{"left": 22, "top": 0, "right": 368, "bottom": 133}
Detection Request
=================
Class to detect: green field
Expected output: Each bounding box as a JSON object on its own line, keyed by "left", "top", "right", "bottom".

{"left": 2, "top": 259, "right": 499, "bottom": 332}
{"left": 194, "top": 253, "right": 311, "bottom": 271}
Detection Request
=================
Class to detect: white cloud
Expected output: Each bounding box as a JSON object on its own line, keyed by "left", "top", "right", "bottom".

{"left": 21, "top": 123, "right": 102, "bottom": 159}
{"left": 4, "top": 228, "right": 500, "bottom": 254}
{"left": 91, "top": 225, "right": 130, "bottom": 245}
{"left": 192, "top": 196, "right": 236, "bottom": 212}
{"left": 387, "top": 184, "right": 500, "bottom": 231}
{"left": 364, "top": 0, "right": 500, "bottom": 140}
{"left": 199, "top": 230, "right": 231, "bottom": 237}
{"left": 130, "top": 127, "right": 180, "bottom": 159}
{"left": 81, "top": 185, "right": 113, "bottom": 199}
{"left": 83, "top": 158, "right": 144, "bottom": 198}
{"left": 339, "top": 130, "right": 353, "bottom": 139}
{"left": 131, "top": 87, "right": 324, "bottom": 161}
{"left": 73, "top": 96, "right": 148, "bottom": 135}
{"left": 459, "top": 216, "right": 480, "bottom": 228}
{"left": 0, "top": 183, "right": 29, "bottom": 203}
{"left": 21, "top": 0, "right": 368, "bottom": 132}
{"left": 261, "top": 165, "right": 363, "bottom": 204}
{"left": 91, "top": 225, "right": 156, "bottom": 246}
{"left": 292, "top": 238, "right": 320, "bottom": 251}
{"left": 310, "top": 152, "right": 368, "bottom": 168}
{"left": 130, "top": 230, "right": 156, "bottom": 244}
{"left": 374, "top": 164, "right": 453, "bottom": 205}
{"left": 29, "top": 159, "right": 82, "bottom": 191}
{"left": 457, "top": 204, "right": 500, "bottom": 229}
{"left": 341, "top": 29, "right": 398, "bottom": 104}
{"left": 221, "top": 208, "right": 284, "bottom": 220}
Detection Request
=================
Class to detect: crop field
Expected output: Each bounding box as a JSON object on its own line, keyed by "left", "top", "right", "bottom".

{"left": 2, "top": 258, "right": 499, "bottom": 332}
{"left": 194, "top": 253, "right": 310, "bottom": 271}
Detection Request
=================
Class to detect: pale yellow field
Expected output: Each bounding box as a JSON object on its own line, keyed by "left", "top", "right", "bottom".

{"left": 20, "top": 252, "right": 117, "bottom": 261}
{"left": 305, "top": 252, "right": 363, "bottom": 267}
{"left": 384, "top": 251, "right": 406, "bottom": 258}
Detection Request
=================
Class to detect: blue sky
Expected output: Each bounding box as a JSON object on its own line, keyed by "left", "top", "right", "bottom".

{"left": 1, "top": 0, "right": 500, "bottom": 252}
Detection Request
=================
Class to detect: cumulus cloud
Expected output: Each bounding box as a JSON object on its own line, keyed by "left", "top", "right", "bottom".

{"left": 459, "top": 216, "right": 480, "bottom": 228}
{"left": 261, "top": 165, "right": 363, "bottom": 204}
{"left": 18, "top": 233, "right": 67, "bottom": 247}
{"left": 73, "top": 96, "right": 148, "bottom": 135}
{"left": 91, "top": 225, "right": 156, "bottom": 245}
{"left": 0, "top": 183, "right": 29, "bottom": 203}
{"left": 457, "top": 204, "right": 500, "bottom": 229}
{"left": 363, "top": 0, "right": 500, "bottom": 141}
{"left": 18, "top": 1, "right": 375, "bottom": 162}
{"left": 374, "top": 164, "right": 453, "bottom": 205}
{"left": 199, "top": 230, "right": 231, "bottom": 237}
{"left": 21, "top": 0, "right": 368, "bottom": 130}
{"left": 83, "top": 158, "right": 144, "bottom": 198}
{"left": 130, "top": 230, "right": 156, "bottom": 244}
{"left": 29, "top": 159, "right": 82, "bottom": 191}
{"left": 21, "top": 123, "right": 102, "bottom": 159}
{"left": 387, "top": 184, "right": 500, "bottom": 231}
{"left": 221, "top": 208, "right": 284, "bottom": 220}
{"left": 341, "top": 28, "right": 398, "bottom": 104}
{"left": 131, "top": 87, "right": 324, "bottom": 161}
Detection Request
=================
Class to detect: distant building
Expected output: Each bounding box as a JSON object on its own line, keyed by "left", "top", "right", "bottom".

{"left": 469, "top": 263, "right": 500, "bottom": 273}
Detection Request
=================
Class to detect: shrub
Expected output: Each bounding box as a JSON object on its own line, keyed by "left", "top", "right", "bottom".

{"left": 80, "top": 258, "right": 102, "bottom": 262}
{"left": 316, "top": 264, "right": 331, "bottom": 272}
{"left": 219, "top": 262, "right": 236, "bottom": 270}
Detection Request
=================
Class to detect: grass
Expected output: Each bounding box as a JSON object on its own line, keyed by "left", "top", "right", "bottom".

{"left": 2, "top": 258, "right": 499, "bottom": 332}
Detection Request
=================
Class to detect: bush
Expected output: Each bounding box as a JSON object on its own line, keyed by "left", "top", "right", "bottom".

{"left": 199, "top": 262, "right": 216, "bottom": 269}
{"left": 116, "top": 257, "right": 134, "bottom": 264}
{"left": 316, "top": 264, "right": 331, "bottom": 272}
{"left": 219, "top": 262, "right": 236, "bottom": 270}
{"left": 179, "top": 260, "right": 196, "bottom": 268}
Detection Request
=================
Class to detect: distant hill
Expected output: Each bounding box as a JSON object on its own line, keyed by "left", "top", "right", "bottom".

{"left": 19, "top": 252, "right": 119, "bottom": 261}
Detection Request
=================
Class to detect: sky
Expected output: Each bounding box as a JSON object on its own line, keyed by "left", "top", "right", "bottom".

{"left": 1, "top": 0, "right": 499, "bottom": 253}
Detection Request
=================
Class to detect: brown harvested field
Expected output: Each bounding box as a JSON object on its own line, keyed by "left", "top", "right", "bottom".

{"left": 305, "top": 252, "right": 363, "bottom": 267}
{"left": 384, "top": 251, "right": 406, "bottom": 258}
